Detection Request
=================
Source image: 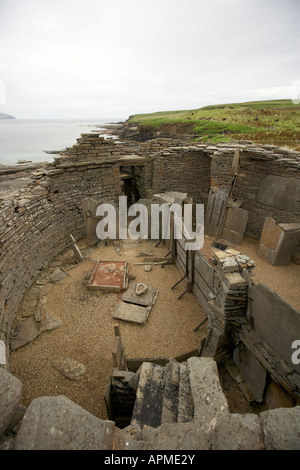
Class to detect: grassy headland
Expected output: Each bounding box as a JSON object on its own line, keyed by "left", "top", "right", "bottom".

{"left": 128, "top": 100, "right": 300, "bottom": 150}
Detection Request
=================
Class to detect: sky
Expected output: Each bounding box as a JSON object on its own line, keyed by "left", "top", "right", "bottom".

{"left": 0, "top": 0, "right": 299, "bottom": 119}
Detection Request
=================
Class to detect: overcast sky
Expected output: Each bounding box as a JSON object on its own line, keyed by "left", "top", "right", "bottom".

{"left": 0, "top": 0, "right": 299, "bottom": 119}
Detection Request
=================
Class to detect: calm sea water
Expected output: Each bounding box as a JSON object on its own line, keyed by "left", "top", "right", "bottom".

{"left": 0, "top": 118, "right": 124, "bottom": 165}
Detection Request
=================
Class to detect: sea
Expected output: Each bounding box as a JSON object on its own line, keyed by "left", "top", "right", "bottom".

{"left": 0, "top": 118, "right": 124, "bottom": 166}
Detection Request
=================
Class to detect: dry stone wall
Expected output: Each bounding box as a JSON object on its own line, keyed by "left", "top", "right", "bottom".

{"left": 232, "top": 146, "right": 300, "bottom": 239}
{"left": 0, "top": 134, "right": 122, "bottom": 361}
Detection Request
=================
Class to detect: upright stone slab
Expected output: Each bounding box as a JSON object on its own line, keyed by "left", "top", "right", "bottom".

{"left": 14, "top": 395, "right": 117, "bottom": 450}
{"left": 233, "top": 342, "right": 267, "bottom": 402}
{"left": 221, "top": 206, "right": 249, "bottom": 246}
{"left": 249, "top": 283, "right": 300, "bottom": 373}
{"left": 187, "top": 357, "right": 229, "bottom": 436}
{"left": 0, "top": 369, "right": 23, "bottom": 437}
{"left": 82, "top": 198, "right": 100, "bottom": 246}
{"left": 257, "top": 217, "right": 300, "bottom": 265}
{"left": 131, "top": 362, "right": 165, "bottom": 429}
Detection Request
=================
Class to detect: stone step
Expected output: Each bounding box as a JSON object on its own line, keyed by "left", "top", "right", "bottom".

{"left": 177, "top": 362, "right": 194, "bottom": 423}
{"left": 131, "top": 362, "right": 165, "bottom": 428}
{"left": 187, "top": 357, "right": 229, "bottom": 436}
{"left": 161, "top": 359, "right": 181, "bottom": 424}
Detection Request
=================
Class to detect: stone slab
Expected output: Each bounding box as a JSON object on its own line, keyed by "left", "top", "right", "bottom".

{"left": 10, "top": 317, "right": 40, "bottom": 351}
{"left": 249, "top": 283, "right": 300, "bottom": 372}
{"left": 129, "top": 422, "right": 210, "bottom": 450}
{"left": 221, "top": 206, "right": 248, "bottom": 245}
{"left": 187, "top": 357, "right": 229, "bottom": 436}
{"left": 212, "top": 413, "right": 261, "bottom": 450}
{"left": 113, "top": 302, "right": 151, "bottom": 325}
{"left": 257, "top": 175, "right": 300, "bottom": 212}
{"left": 122, "top": 283, "right": 158, "bottom": 307}
{"left": 14, "top": 395, "right": 117, "bottom": 450}
{"left": 0, "top": 369, "right": 23, "bottom": 437}
{"left": 260, "top": 406, "right": 300, "bottom": 450}
{"left": 258, "top": 217, "right": 300, "bottom": 265}
{"left": 233, "top": 342, "right": 267, "bottom": 402}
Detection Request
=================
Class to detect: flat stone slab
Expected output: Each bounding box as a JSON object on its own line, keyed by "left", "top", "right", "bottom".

{"left": 14, "top": 395, "right": 117, "bottom": 450}
{"left": 50, "top": 268, "right": 67, "bottom": 283}
{"left": 55, "top": 358, "right": 86, "bottom": 380}
{"left": 10, "top": 317, "right": 40, "bottom": 351}
{"left": 112, "top": 302, "right": 151, "bottom": 325}
{"left": 122, "top": 283, "right": 158, "bottom": 307}
{"left": 41, "top": 312, "right": 63, "bottom": 332}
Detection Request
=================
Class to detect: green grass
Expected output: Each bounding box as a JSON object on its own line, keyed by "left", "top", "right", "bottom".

{"left": 128, "top": 100, "right": 300, "bottom": 149}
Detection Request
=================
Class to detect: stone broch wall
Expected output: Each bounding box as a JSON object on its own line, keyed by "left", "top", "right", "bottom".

{"left": 0, "top": 134, "right": 122, "bottom": 361}
{"left": 1, "top": 134, "right": 300, "bottom": 403}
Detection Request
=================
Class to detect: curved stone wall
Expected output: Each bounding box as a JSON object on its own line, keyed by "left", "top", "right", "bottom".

{"left": 0, "top": 135, "right": 122, "bottom": 363}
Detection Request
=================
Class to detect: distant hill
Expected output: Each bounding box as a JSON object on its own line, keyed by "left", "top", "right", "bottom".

{"left": 0, "top": 112, "right": 15, "bottom": 120}
{"left": 128, "top": 99, "right": 300, "bottom": 150}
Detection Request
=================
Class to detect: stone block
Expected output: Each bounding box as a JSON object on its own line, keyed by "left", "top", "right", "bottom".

{"left": 14, "top": 395, "right": 117, "bottom": 450}
{"left": 212, "top": 413, "right": 262, "bottom": 450}
{"left": 187, "top": 357, "right": 229, "bottom": 436}
{"left": 260, "top": 406, "right": 300, "bottom": 450}
{"left": 0, "top": 369, "right": 23, "bottom": 437}
{"left": 134, "top": 422, "right": 210, "bottom": 450}
{"left": 112, "top": 302, "right": 152, "bottom": 325}
{"left": 258, "top": 217, "right": 300, "bottom": 265}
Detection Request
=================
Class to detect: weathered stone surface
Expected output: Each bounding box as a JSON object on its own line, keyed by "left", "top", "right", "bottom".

{"left": 249, "top": 283, "right": 300, "bottom": 372}
{"left": 122, "top": 283, "right": 158, "bottom": 307}
{"left": 257, "top": 175, "right": 300, "bottom": 212}
{"left": 212, "top": 413, "right": 262, "bottom": 450}
{"left": 50, "top": 267, "right": 67, "bottom": 283}
{"left": 258, "top": 217, "right": 300, "bottom": 265}
{"left": 260, "top": 407, "right": 300, "bottom": 450}
{"left": 187, "top": 357, "right": 229, "bottom": 436}
{"left": 41, "top": 311, "right": 62, "bottom": 331}
{"left": 233, "top": 342, "right": 267, "bottom": 402}
{"left": 131, "top": 362, "right": 165, "bottom": 428}
{"left": 55, "top": 357, "right": 86, "bottom": 380}
{"left": 113, "top": 302, "right": 151, "bottom": 325}
{"left": 161, "top": 359, "right": 181, "bottom": 424}
{"left": 14, "top": 395, "right": 117, "bottom": 450}
{"left": 177, "top": 362, "right": 194, "bottom": 423}
{"left": 0, "top": 369, "right": 23, "bottom": 437}
{"left": 131, "top": 422, "right": 210, "bottom": 450}
{"left": 10, "top": 317, "right": 40, "bottom": 351}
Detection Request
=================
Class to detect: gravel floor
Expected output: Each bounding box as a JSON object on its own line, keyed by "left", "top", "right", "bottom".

{"left": 10, "top": 235, "right": 299, "bottom": 421}
{"left": 11, "top": 239, "right": 207, "bottom": 420}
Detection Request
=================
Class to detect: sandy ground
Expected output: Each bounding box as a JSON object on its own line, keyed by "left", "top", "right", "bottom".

{"left": 11, "top": 239, "right": 207, "bottom": 420}
{"left": 202, "top": 234, "right": 300, "bottom": 311}
{"left": 10, "top": 234, "right": 299, "bottom": 421}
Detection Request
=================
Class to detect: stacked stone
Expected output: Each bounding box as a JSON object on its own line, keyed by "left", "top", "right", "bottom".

{"left": 201, "top": 249, "right": 255, "bottom": 363}
{"left": 55, "top": 133, "right": 121, "bottom": 168}
{"left": 233, "top": 146, "right": 300, "bottom": 239}
{"left": 0, "top": 141, "right": 122, "bottom": 359}
{"left": 150, "top": 146, "right": 211, "bottom": 206}
{"left": 109, "top": 371, "right": 138, "bottom": 428}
